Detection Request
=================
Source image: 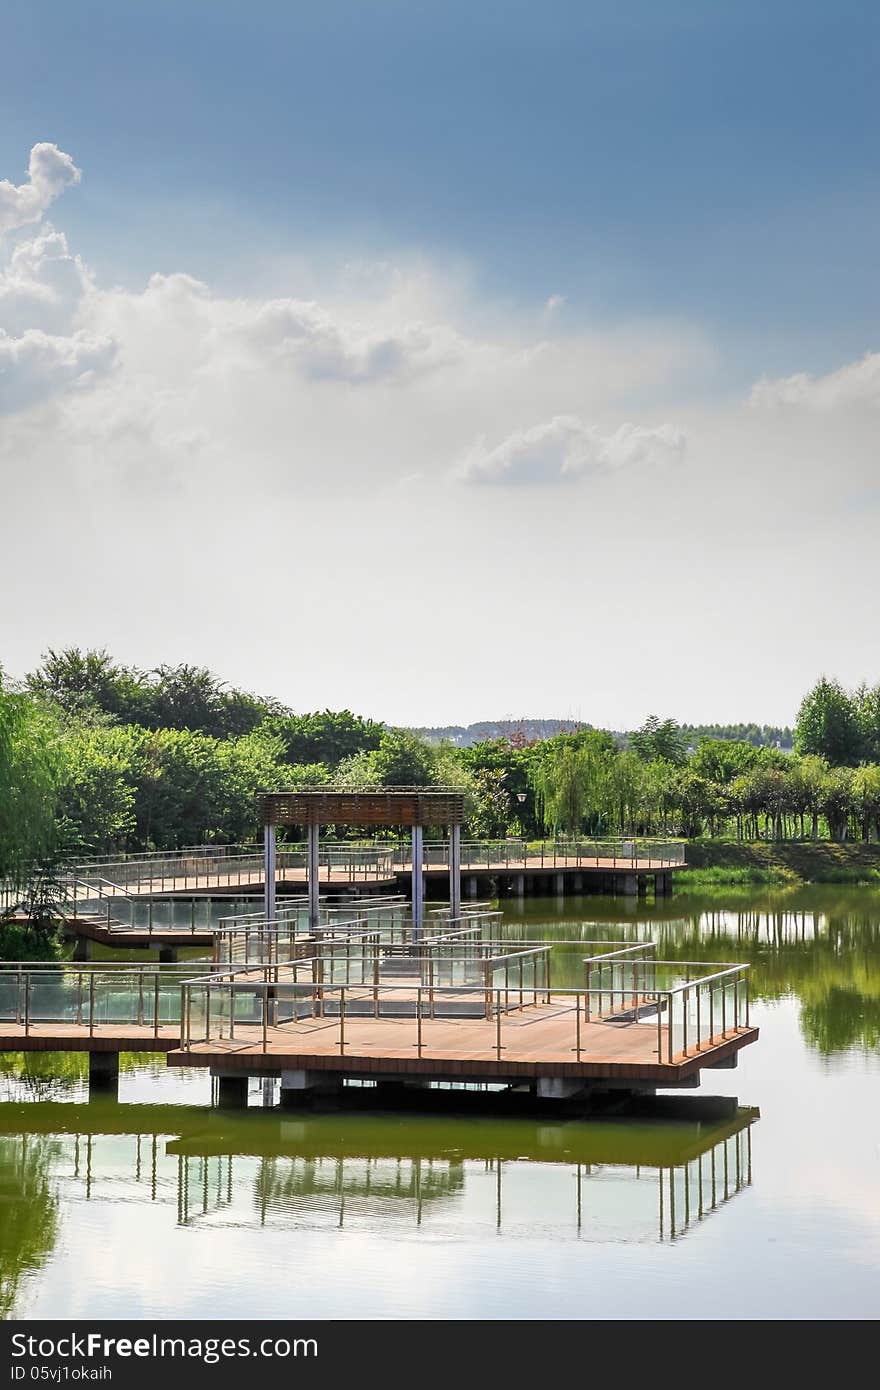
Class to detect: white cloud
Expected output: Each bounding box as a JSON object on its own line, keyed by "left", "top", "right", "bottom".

{"left": 0, "top": 327, "right": 115, "bottom": 413}
{"left": 457, "top": 414, "right": 686, "bottom": 485}
{"left": 544, "top": 294, "right": 566, "bottom": 314}
{"left": 0, "top": 143, "right": 81, "bottom": 237}
{"left": 750, "top": 351, "right": 880, "bottom": 410}
{"left": 0, "top": 226, "right": 91, "bottom": 334}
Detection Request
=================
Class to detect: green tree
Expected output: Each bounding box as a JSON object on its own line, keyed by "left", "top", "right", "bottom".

{"left": 26, "top": 647, "right": 154, "bottom": 725}
{"left": 689, "top": 738, "right": 758, "bottom": 784}
{"left": 629, "top": 715, "right": 686, "bottom": 766}
{"left": 264, "top": 710, "right": 383, "bottom": 767}
{"left": 0, "top": 683, "right": 60, "bottom": 881}
{"left": 795, "top": 678, "right": 863, "bottom": 765}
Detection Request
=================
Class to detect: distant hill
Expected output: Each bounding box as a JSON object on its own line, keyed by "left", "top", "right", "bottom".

{"left": 409, "top": 718, "right": 794, "bottom": 751}
{"left": 679, "top": 723, "right": 794, "bottom": 751}
{"left": 409, "top": 719, "right": 591, "bottom": 747}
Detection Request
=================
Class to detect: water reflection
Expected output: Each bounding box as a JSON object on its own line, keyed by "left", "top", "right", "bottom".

{"left": 0, "top": 1098, "right": 756, "bottom": 1297}
{"left": 0, "top": 1135, "right": 60, "bottom": 1319}
{"left": 502, "top": 889, "right": 880, "bottom": 1055}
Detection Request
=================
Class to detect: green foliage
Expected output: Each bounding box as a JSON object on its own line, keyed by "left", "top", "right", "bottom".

{"left": 263, "top": 710, "right": 383, "bottom": 767}
{"left": 795, "top": 677, "right": 864, "bottom": 765}
{"left": 0, "top": 1135, "right": 60, "bottom": 1318}
{"left": 629, "top": 715, "right": 686, "bottom": 766}
{"left": 689, "top": 738, "right": 759, "bottom": 783}
{"left": 0, "top": 682, "right": 60, "bottom": 880}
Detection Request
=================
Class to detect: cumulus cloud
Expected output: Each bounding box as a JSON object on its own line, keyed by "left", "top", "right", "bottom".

{"left": 0, "top": 226, "right": 91, "bottom": 334}
{"left": 240, "top": 298, "right": 460, "bottom": 383}
{"left": 457, "top": 415, "right": 686, "bottom": 485}
{"left": 0, "top": 139, "right": 702, "bottom": 497}
{"left": 0, "top": 143, "right": 81, "bottom": 237}
{"left": 0, "top": 327, "right": 115, "bottom": 413}
{"left": 750, "top": 351, "right": 880, "bottom": 410}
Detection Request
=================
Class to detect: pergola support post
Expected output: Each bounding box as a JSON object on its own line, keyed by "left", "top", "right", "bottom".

{"left": 411, "top": 822, "right": 424, "bottom": 942}
{"left": 263, "top": 821, "right": 276, "bottom": 923}
{"left": 308, "top": 822, "right": 320, "bottom": 931}
{"left": 449, "top": 822, "right": 461, "bottom": 919}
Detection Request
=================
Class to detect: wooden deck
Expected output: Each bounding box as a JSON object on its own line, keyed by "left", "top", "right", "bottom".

{"left": 0, "top": 1023, "right": 180, "bottom": 1052}
{"left": 115, "top": 856, "right": 679, "bottom": 897}
{"left": 0, "top": 1003, "right": 757, "bottom": 1085}
{"left": 168, "top": 999, "right": 757, "bottom": 1085}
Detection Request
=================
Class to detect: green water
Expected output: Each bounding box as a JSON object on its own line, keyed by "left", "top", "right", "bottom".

{"left": 2, "top": 887, "right": 880, "bottom": 1320}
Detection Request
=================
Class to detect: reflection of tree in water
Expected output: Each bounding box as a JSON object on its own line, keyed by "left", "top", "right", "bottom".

{"left": 521, "top": 897, "right": 880, "bottom": 1055}
{"left": 800, "top": 988, "right": 880, "bottom": 1054}
{"left": 0, "top": 1135, "right": 60, "bottom": 1319}
{"left": 0, "top": 1053, "right": 88, "bottom": 1102}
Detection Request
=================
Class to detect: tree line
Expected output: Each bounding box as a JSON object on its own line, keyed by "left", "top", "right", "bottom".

{"left": 3, "top": 653, "right": 880, "bottom": 889}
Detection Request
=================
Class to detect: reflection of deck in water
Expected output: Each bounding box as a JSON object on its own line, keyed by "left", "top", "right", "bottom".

{"left": 0, "top": 1103, "right": 755, "bottom": 1244}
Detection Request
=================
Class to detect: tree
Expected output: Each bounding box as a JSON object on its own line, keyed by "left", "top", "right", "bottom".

{"left": 262, "top": 710, "right": 383, "bottom": 766}
{"left": 629, "top": 715, "right": 686, "bottom": 766}
{"left": 0, "top": 684, "right": 60, "bottom": 882}
{"left": 689, "top": 738, "right": 758, "bottom": 785}
{"left": 26, "top": 648, "right": 154, "bottom": 725}
{"left": 795, "top": 678, "right": 863, "bottom": 765}
{"left": 55, "top": 725, "right": 138, "bottom": 855}
{"left": 151, "top": 665, "right": 275, "bottom": 739}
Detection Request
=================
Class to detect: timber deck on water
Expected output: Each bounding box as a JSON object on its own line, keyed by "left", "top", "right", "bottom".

{"left": 116, "top": 857, "right": 678, "bottom": 896}
{"left": 0, "top": 1005, "right": 758, "bottom": 1084}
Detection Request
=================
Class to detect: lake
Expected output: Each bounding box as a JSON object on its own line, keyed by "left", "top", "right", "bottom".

{"left": 2, "top": 885, "right": 879, "bottom": 1320}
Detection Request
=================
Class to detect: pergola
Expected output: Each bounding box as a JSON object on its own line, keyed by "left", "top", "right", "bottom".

{"left": 255, "top": 788, "right": 467, "bottom": 931}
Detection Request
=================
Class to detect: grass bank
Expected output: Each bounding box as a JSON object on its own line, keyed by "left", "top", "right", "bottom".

{"left": 678, "top": 840, "right": 880, "bottom": 887}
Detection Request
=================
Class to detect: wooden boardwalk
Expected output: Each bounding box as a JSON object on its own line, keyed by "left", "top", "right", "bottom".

{"left": 0, "top": 1005, "right": 757, "bottom": 1084}
{"left": 114, "top": 856, "right": 679, "bottom": 897}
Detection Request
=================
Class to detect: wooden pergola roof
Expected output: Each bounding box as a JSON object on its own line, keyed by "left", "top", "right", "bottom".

{"left": 256, "top": 788, "right": 465, "bottom": 828}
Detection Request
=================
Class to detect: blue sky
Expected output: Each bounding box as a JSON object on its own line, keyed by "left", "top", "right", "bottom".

{"left": 4, "top": 1, "right": 877, "bottom": 372}
{"left": 1, "top": 2, "right": 878, "bottom": 725}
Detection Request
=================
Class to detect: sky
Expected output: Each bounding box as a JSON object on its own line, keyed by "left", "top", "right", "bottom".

{"left": 1, "top": 0, "right": 878, "bottom": 729}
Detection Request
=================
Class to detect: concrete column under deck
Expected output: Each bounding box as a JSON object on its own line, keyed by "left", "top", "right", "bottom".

{"left": 554, "top": 873, "right": 565, "bottom": 896}
{"left": 279, "top": 1069, "right": 343, "bottom": 1107}
{"left": 515, "top": 874, "right": 525, "bottom": 897}
{"left": 89, "top": 1051, "right": 119, "bottom": 1097}
{"left": 73, "top": 935, "right": 91, "bottom": 961}
{"left": 158, "top": 946, "right": 178, "bottom": 964}
{"left": 467, "top": 875, "right": 479, "bottom": 898}
{"left": 615, "top": 872, "right": 639, "bottom": 896}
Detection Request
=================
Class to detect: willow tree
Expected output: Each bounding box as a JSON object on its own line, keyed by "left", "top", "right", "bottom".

{"left": 531, "top": 743, "right": 598, "bottom": 836}
{"left": 0, "top": 683, "right": 60, "bottom": 885}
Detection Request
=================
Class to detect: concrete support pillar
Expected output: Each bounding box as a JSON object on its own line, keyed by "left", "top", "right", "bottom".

{"left": 574, "top": 874, "right": 584, "bottom": 893}
{"left": 279, "top": 1068, "right": 342, "bottom": 1107}
{"left": 537, "top": 1076, "right": 585, "bottom": 1100}
{"left": 467, "top": 876, "right": 479, "bottom": 899}
{"left": 73, "top": 935, "right": 91, "bottom": 961}
{"left": 263, "top": 821, "right": 276, "bottom": 923}
{"left": 449, "top": 822, "right": 462, "bottom": 920}
{"left": 411, "top": 823, "right": 424, "bottom": 940}
{"left": 215, "top": 1073, "right": 249, "bottom": 1108}
{"left": 515, "top": 874, "right": 525, "bottom": 897}
{"left": 158, "top": 946, "right": 177, "bottom": 964}
{"left": 637, "top": 875, "right": 648, "bottom": 898}
{"left": 655, "top": 871, "right": 673, "bottom": 897}
{"left": 615, "top": 873, "right": 638, "bottom": 897}
{"left": 88, "top": 1051, "right": 119, "bottom": 1097}
{"left": 307, "top": 821, "right": 320, "bottom": 931}
{"left": 554, "top": 873, "right": 565, "bottom": 896}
